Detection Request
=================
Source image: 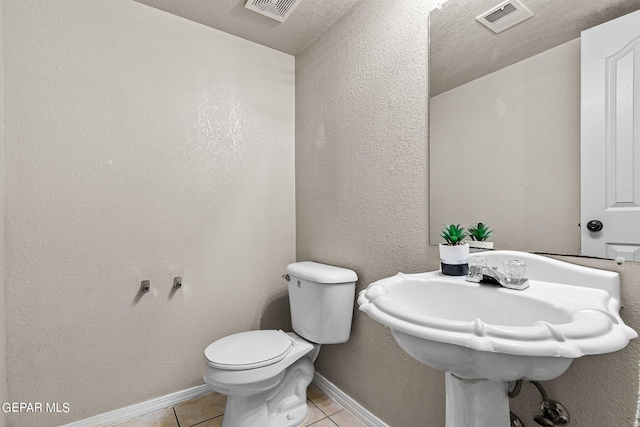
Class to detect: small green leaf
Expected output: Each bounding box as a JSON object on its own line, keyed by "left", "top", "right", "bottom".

{"left": 441, "top": 224, "right": 468, "bottom": 245}
{"left": 468, "top": 222, "right": 493, "bottom": 241}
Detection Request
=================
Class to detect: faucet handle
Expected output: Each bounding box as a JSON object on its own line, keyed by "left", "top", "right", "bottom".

{"left": 503, "top": 260, "right": 526, "bottom": 282}
{"left": 469, "top": 256, "right": 488, "bottom": 267}
{"left": 466, "top": 257, "right": 488, "bottom": 282}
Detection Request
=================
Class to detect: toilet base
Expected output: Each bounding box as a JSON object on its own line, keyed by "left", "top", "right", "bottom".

{"left": 220, "top": 357, "right": 314, "bottom": 427}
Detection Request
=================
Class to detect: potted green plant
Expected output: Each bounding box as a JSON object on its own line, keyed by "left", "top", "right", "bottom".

{"left": 467, "top": 222, "right": 494, "bottom": 250}
{"left": 439, "top": 224, "right": 470, "bottom": 276}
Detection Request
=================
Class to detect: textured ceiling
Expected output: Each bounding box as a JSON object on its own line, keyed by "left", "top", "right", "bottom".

{"left": 133, "top": 0, "right": 362, "bottom": 55}
{"left": 430, "top": 0, "right": 640, "bottom": 96}
{"left": 133, "top": 0, "right": 640, "bottom": 91}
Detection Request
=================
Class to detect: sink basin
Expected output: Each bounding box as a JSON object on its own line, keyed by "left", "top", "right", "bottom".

{"left": 358, "top": 251, "right": 636, "bottom": 427}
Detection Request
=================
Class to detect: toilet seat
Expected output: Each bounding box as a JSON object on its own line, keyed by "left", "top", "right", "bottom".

{"left": 205, "top": 330, "right": 293, "bottom": 371}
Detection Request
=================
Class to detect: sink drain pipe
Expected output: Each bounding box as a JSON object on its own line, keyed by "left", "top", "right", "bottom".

{"left": 508, "top": 380, "right": 570, "bottom": 426}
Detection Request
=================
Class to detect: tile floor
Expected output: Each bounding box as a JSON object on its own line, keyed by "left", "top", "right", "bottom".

{"left": 108, "top": 383, "right": 369, "bottom": 427}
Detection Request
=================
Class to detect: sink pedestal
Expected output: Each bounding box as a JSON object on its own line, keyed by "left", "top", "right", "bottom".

{"left": 445, "top": 373, "right": 510, "bottom": 427}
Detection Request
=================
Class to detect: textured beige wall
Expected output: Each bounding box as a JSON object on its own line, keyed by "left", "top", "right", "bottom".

{"left": 296, "top": 0, "right": 443, "bottom": 425}
{"left": 4, "top": 0, "right": 294, "bottom": 425}
{"left": 0, "top": 0, "right": 7, "bottom": 425}
{"left": 297, "top": 1, "right": 640, "bottom": 426}
{"left": 430, "top": 39, "right": 581, "bottom": 254}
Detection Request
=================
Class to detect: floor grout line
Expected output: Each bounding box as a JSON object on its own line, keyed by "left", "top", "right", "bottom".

{"left": 172, "top": 407, "right": 180, "bottom": 427}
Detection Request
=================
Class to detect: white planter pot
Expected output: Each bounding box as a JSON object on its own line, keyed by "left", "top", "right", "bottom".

{"left": 439, "top": 243, "right": 470, "bottom": 276}
{"left": 468, "top": 241, "right": 494, "bottom": 250}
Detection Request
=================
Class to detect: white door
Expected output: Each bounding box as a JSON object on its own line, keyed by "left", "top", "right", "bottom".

{"left": 581, "top": 9, "right": 640, "bottom": 261}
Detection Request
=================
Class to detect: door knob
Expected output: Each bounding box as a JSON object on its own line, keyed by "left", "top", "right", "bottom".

{"left": 586, "top": 220, "right": 603, "bottom": 232}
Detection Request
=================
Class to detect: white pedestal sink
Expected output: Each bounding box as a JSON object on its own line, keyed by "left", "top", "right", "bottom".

{"left": 358, "top": 251, "right": 637, "bottom": 427}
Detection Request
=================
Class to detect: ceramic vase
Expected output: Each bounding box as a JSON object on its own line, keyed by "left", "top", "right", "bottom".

{"left": 439, "top": 243, "right": 470, "bottom": 276}
{"left": 468, "top": 241, "right": 494, "bottom": 252}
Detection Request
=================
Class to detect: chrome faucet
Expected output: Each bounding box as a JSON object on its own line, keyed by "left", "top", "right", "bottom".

{"left": 465, "top": 259, "right": 530, "bottom": 291}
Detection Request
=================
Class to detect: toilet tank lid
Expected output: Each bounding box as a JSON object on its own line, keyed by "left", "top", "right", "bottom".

{"left": 286, "top": 261, "right": 358, "bottom": 284}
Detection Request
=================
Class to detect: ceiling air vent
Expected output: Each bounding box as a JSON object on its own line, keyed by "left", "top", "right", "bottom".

{"left": 245, "top": 0, "right": 304, "bottom": 23}
{"left": 476, "top": 0, "right": 533, "bottom": 33}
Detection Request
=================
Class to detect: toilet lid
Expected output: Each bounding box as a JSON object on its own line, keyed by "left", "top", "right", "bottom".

{"left": 205, "top": 330, "right": 293, "bottom": 371}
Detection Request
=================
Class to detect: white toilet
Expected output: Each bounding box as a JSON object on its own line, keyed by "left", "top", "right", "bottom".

{"left": 203, "top": 261, "right": 358, "bottom": 427}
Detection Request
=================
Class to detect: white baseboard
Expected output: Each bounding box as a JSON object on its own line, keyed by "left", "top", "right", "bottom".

{"left": 313, "top": 372, "right": 390, "bottom": 427}
{"left": 62, "top": 374, "right": 388, "bottom": 427}
{"left": 60, "top": 384, "right": 211, "bottom": 427}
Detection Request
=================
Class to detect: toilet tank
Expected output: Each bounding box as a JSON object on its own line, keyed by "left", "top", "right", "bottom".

{"left": 286, "top": 262, "right": 358, "bottom": 344}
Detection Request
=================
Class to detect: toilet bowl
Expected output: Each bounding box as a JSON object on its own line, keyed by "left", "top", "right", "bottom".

{"left": 203, "top": 262, "right": 358, "bottom": 427}
{"left": 204, "top": 330, "right": 318, "bottom": 427}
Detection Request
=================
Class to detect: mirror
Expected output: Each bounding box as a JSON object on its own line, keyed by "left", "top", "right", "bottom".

{"left": 428, "top": 0, "right": 640, "bottom": 258}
